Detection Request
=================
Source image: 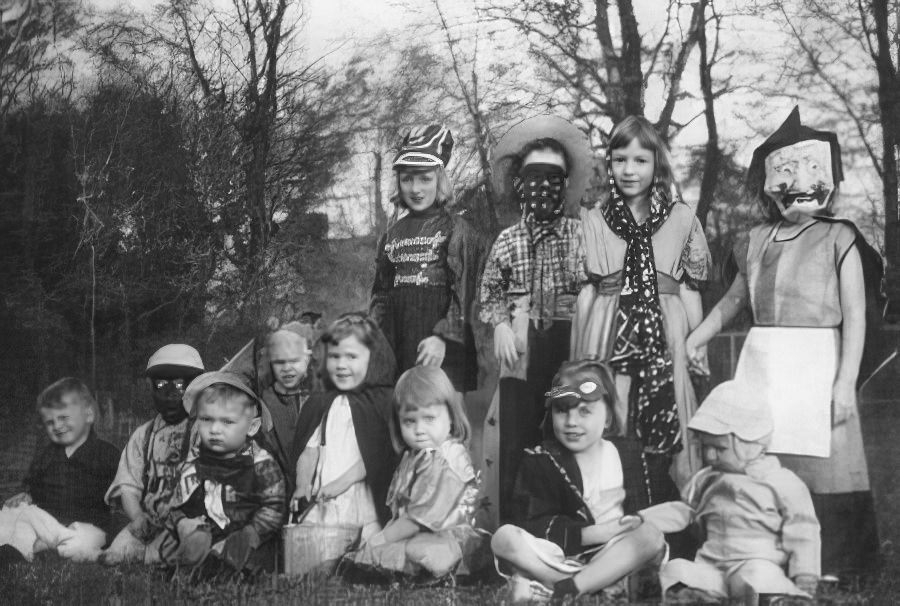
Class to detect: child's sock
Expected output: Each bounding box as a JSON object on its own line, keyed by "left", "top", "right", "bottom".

{"left": 552, "top": 577, "right": 579, "bottom": 598}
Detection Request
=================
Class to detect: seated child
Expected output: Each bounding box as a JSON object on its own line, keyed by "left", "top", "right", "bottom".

{"left": 1, "top": 377, "right": 119, "bottom": 563}
{"left": 640, "top": 380, "right": 820, "bottom": 603}
{"left": 491, "top": 360, "right": 666, "bottom": 603}
{"left": 347, "top": 366, "right": 484, "bottom": 578}
{"left": 160, "top": 371, "right": 286, "bottom": 573}
{"left": 102, "top": 344, "right": 205, "bottom": 564}
{"left": 289, "top": 313, "right": 398, "bottom": 541}
{"left": 259, "top": 326, "right": 312, "bottom": 472}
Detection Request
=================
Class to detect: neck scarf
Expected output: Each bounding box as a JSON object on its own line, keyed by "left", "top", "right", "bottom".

{"left": 602, "top": 168, "right": 681, "bottom": 458}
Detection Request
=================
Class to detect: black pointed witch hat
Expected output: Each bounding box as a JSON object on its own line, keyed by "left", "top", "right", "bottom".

{"left": 746, "top": 106, "right": 843, "bottom": 196}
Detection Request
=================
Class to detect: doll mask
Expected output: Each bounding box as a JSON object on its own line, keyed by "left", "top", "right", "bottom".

{"left": 516, "top": 163, "right": 567, "bottom": 223}
{"left": 764, "top": 139, "right": 835, "bottom": 220}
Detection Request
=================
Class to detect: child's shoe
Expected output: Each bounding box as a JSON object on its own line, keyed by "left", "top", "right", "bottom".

{"left": 508, "top": 574, "right": 552, "bottom": 604}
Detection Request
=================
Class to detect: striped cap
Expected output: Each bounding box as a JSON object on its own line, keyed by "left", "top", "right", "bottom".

{"left": 393, "top": 125, "right": 454, "bottom": 169}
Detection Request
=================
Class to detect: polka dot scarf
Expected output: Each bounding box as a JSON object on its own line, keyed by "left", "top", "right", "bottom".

{"left": 602, "top": 166, "right": 681, "bottom": 455}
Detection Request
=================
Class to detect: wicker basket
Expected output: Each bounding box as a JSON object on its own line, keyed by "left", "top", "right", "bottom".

{"left": 282, "top": 522, "right": 360, "bottom": 577}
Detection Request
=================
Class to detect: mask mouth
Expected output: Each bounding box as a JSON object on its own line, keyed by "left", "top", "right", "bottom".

{"left": 770, "top": 182, "right": 833, "bottom": 210}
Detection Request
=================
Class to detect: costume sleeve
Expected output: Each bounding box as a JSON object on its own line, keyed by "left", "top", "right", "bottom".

{"left": 434, "top": 217, "right": 485, "bottom": 343}
{"left": 104, "top": 422, "right": 151, "bottom": 506}
{"left": 405, "top": 443, "right": 475, "bottom": 531}
{"left": 569, "top": 219, "right": 588, "bottom": 288}
{"left": 769, "top": 469, "right": 821, "bottom": 578}
{"left": 679, "top": 216, "right": 711, "bottom": 289}
{"left": 511, "top": 453, "right": 590, "bottom": 555}
{"left": 478, "top": 232, "right": 512, "bottom": 326}
{"left": 370, "top": 231, "right": 394, "bottom": 327}
{"left": 246, "top": 455, "right": 287, "bottom": 542}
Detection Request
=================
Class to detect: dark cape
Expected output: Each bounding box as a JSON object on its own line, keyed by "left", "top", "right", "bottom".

{"left": 289, "top": 326, "right": 399, "bottom": 526}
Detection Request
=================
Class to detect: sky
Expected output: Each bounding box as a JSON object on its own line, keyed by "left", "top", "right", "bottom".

{"left": 83, "top": 0, "right": 882, "bottom": 235}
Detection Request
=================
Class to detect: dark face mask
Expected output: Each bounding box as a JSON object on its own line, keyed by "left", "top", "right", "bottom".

{"left": 516, "top": 163, "right": 567, "bottom": 223}
{"left": 151, "top": 378, "right": 189, "bottom": 425}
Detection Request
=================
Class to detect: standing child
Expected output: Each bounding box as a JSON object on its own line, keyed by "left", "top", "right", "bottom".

{"left": 102, "top": 344, "right": 205, "bottom": 565}
{"left": 259, "top": 327, "right": 312, "bottom": 472}
{"left": 572, "top": 115, "right": 711, "bottom": 499}
{"left": 347, "top": 366, "right": 484, "bottom": 578}
{"left": 160, "top": 372, "right": 286, "bottom": 574}
{"left": 1, "top": 378, "right": 119, "bottom": 564}
{"left": 640, "top": 381, "right": 820, "bottom": 604}
{"left": 289, "top": 313, "right": 398, "bottom": 541}
{"left": 491, "top": 361, "right": 665, "bottom": 603}
{"left": 479, "top": 115, "right": 593, "bottom": 525}
{"left": 685, "top": 107, "right": 879, "bottom": 577}
{"left": 371, "top": 125, "right": 482, "bottom": 393}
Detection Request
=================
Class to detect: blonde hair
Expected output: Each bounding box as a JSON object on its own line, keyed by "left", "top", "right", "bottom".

{"left": 197, "top": 384, "right": 258, "bottom": 417}
{"left": 392, "top": 165, "right": 455, "bottom": 210}
{"left": 389, "top": 366, "right": 471, "bottom": 453}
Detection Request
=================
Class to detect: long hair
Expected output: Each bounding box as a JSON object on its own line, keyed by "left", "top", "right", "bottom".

{"left": 391, "top": 165, "right": 455, "bottom": 210}
{"left": 607, "top": 115, "right": 675, "bottom": 200}
{"left": 388, "top": 365, "right": 471, "bottom": 453}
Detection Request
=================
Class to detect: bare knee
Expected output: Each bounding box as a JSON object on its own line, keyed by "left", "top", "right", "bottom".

{"left": 491, "top": 524, "right": 527, "bottom": 560}
{"left": 630, "top": 519, "right": 666, "bottom": 561}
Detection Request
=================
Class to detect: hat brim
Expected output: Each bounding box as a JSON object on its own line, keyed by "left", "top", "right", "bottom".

{"left": 183, "top": 371, "right": 273, "bottom": 432}
{"left": 491, "top": 115, "right": 594, "bottom": 217}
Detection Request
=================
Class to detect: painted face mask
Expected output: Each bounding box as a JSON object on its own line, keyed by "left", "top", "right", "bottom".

{"left": 764, "top": 139, "right": 835, "bottom": 220}
{"left": 152, "top": 377, "right": 190, "bottom": 425}
{"left": 516, "top": 163, "right": 567, "bottom": 223}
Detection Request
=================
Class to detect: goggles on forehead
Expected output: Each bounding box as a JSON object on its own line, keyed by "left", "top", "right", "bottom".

{"left": 545, "top": 380, "right": 604, "bottom": 408}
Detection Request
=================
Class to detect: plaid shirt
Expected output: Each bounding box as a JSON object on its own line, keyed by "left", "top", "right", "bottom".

{"left": 479, "top": 217, "right": 585, "bottom": 326}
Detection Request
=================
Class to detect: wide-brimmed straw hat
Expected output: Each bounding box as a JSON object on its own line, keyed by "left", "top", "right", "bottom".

{"left": 688, "top": 380, "right": 773, "bottom": 443}
{"left": 491, "top": 115, "right": 593, "bottom": 216}
{"left": 182, "top": 370, "right": 273, "bottom": 431}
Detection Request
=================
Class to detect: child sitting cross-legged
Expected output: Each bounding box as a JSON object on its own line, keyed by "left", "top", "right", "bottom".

{"left": 1, "top": 378, "right": 119, "bottom": 565}
{"left": 346, "top": 365, "right": 485, "bottom": 579}
{"left": 102, "top": 344, "right": 205, "bottom": 565}
{"left": 639, "top": 380, "right": 820, "bottom": 604}
{"left": 158, "top": 371, "right": 286, "bottom": 574}
{"left": 491, "top": 360, "right": 666, "bottom": 603}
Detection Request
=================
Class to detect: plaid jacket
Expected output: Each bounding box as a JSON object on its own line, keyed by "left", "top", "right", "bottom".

{"left": 479, "top": 217, "right": 584, "bottom": 326}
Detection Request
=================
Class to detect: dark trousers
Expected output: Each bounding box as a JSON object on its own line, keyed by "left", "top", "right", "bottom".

{"left": 498, "top": 321, "right": 570, "bottom": 524}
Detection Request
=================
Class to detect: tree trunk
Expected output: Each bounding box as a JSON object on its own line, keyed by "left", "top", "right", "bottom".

{"left": 372, "top": 151, "right": 387, "bottom": 235}
{"left": 695, "top": 0, "right": 720, "bottom": 229}
{"left": 872, "top": 0, "right": 900, "bottom": 314}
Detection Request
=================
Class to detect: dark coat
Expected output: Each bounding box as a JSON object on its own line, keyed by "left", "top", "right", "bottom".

{"left": 289, "top": 326, "right": 399, "bottom": 525}
{"left": 510, "top": 438, "right": 647, "bottom": 556}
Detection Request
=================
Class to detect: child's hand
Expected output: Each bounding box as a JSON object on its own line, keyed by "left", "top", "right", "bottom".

{"left": 832, "top": 378, "right": 857, "bottom": 426}
{"left": 793, "top": 573, "right": 818, "bottom": 595}
{"left": 685, "top": 333, "right": 709, "bottom": 374}
{"left": 317, "top": 479, "right": 349, "bottom": 501}
{"left": 127, "top": 512, "right": 153, "bottom": 540}
{"left": 416, "top": 336, "right": 446, "bottom": 367}
{"left": 618, "top": 515, "right": 643, "bottom": 532}
{"left": 366, "top": 531, "right": 387, "bottom": 548}
{"left": 3, "top": 491, "right": 32, "bottom": 508}
{"left": 493, "top": 322, "right": 520, "bottom": 368}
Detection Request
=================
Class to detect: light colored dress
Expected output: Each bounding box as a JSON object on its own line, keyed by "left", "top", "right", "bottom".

{"left": 571, "top": 203, "right": 711, "bottom": 486}
{"left": 303, "top": 395, "right": 380, "bottom": 538}
{"left": 734, "top": 220, "right": 868, "bottom": 493}
{"left": 348, "top": 440, "right": 484, "bottom": 576}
